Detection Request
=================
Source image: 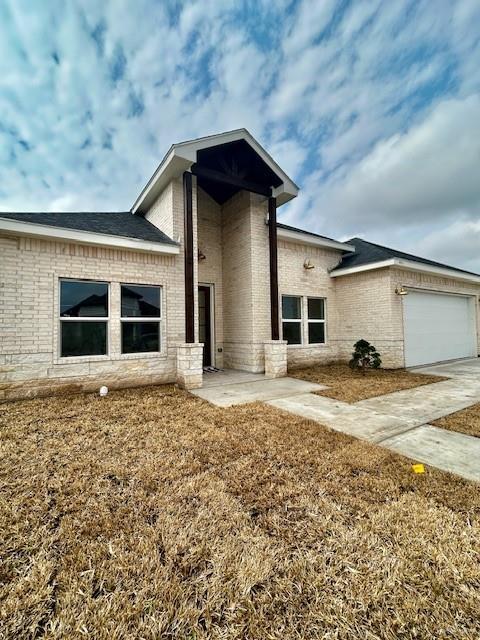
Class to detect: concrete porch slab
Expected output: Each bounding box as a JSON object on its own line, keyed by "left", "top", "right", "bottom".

{"left": 191, "top": 376, "right": 327, "bottom": 407}
{"left": 201, "top": 369, "right": 265, "bottom": 388}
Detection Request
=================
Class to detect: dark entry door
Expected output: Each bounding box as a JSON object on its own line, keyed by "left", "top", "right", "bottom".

{"left": 198, "top": 286, "right": 212, "bottom": 367}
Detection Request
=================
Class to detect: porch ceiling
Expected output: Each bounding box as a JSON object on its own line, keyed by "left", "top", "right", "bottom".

{"left": 194, "top": 139, "right": 283, "bottom": 204}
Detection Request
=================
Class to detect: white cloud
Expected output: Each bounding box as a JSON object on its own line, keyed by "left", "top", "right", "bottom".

{"left": 0, "top": 0, "right": 480, "bottom": 274}
{"left": 411, "top": 219, "right": 480, "bottom": 273}
{"left": 300, "top": 95, "right": 480, "bottom": 231}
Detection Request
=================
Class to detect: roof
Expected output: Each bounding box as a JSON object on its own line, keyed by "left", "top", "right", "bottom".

{"left": 333, "top": 237, "right": 479, "bottom": 277}
{"left": 132, "top": 128, "right": 299, "bottom": 214}
{"left": 277, "top": 223, "right": 349, "bottom": 246}
{"left": 0, "top": 211, "right": 177, "bottom": 245}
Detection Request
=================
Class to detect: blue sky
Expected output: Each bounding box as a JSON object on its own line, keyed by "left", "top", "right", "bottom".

{"left": 1, "top": 0, "right": 480, "bottom": 270}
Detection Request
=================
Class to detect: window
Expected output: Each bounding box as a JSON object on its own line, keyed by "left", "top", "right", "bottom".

{"left": 282, "top": 295, "right": 302, "bottom": 344}
{"left": 307, "top": 297, "right": 326, "bottom": 344}
{"left": 60, "top": 279, "right": 108, "bottom": 357}
{"left": 121, "top": 284, "right": 161, "bottom": 353}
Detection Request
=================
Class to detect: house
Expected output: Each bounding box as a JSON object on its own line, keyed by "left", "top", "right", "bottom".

{"left": 1, "top": 129, "right": 479, "bottom": 400}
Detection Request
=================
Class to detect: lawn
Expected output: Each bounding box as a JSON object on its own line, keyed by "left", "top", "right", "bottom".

{"left": 1, "top": 386, "right": 479, "bottom": 639}
{"left": 433, "top": 403, "right": 480, "bottom": 439}
{"left": 289, "top": 363, "right": 446, "bottom": 403}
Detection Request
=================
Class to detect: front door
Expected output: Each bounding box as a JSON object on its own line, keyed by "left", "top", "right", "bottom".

{"left": 198, "top": 285, "right": 212, "bottom": 367}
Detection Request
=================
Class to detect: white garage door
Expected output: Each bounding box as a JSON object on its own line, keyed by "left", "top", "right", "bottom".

{"left": 403, "top": 291, "right": 476, "bottom": 367}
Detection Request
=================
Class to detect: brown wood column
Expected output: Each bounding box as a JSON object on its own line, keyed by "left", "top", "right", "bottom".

{"left": 183, "top": 171, "right": 195, "bottom": 343}
{"left": 268, "top": 196, "right": 280, "bottom": 340}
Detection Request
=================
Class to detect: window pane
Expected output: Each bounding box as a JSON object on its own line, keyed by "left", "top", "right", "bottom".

{"left": 61, "top": 321, "right": 107, "bottom": 357}
{"left": 121, "top": 285, "right": 160, "bottom": 318}
{"left": 60, "top": 281, "right": 108, "bottom": 317}
{"left": 308, "top": 322, "right": 325, "bottom": 344}
{"left": 282, "top": 321, "right": 301, "bottom": 345}
{"left": 308, "top": 298, "right": 325, "bottom": 320}
{"left": 122, "top": 322, "right": 160, "bottom": 353}
{"left": 282, "top": 296, "right": 301, "bottom": 319}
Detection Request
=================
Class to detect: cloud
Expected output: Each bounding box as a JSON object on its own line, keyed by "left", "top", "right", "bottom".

{"left": 413, "top": 219, "right": 480, "bottom": 272}
{"left": 303, "top": 95, "right": 480, "bottom": 232}
{"left": 0, "top": 0, "right": 479, "bottom": 271}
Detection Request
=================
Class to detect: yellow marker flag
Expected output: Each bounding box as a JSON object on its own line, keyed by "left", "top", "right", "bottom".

{"left": 412, "top": 463, "right": 425, "bottom": 474}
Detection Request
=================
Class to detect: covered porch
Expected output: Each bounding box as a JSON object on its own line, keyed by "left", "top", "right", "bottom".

{"left": 177, "top": 131, "right": 298, "bottom": 389}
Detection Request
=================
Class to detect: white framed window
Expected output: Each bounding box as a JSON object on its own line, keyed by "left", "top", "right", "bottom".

{"left": 121, "top": 284, "right": 162, "bottom": 354}
{"left": 281, "top": 295, "right": 302, "bottom": 344}
{"left": 59, "top": 279, "right": 109, "bottom": 357}
{"left": 307, "top": 297, "right": 326, "bottom": 344}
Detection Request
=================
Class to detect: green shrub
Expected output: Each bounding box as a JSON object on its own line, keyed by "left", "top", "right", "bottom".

{"left": 349, "top": 339, "right": 382, "bottom": 374}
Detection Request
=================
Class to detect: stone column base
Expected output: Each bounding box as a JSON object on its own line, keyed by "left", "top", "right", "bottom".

{"left": 176, "top": 343, "right": 204, "bottom": 389}
{"left": 264, "top": 340, "right": 288, "bottom": 379}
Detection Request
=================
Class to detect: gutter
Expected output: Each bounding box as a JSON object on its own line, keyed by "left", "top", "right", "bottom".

{"left": 0, "top": 217, "right": 180, "bottom": 255}
{"left": 330, "top": 257, "right": 480, "bottom": 284}
{"left": 276, "top": 226, "right": 355, "bottom": 252}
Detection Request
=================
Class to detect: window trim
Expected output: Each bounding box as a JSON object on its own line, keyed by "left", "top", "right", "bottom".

{"left": 280, "top": 294, "right": 328, "bottom": 347}
{"left": 307, "top": 296, "right": 326, "bottom": 345}
{"left": 281, "top": 294, "right": 303, "bottom": 345}
{"left": 58, "top": 278, "right": 110, "bottom": 358}
{"left": 120, "top": 283, "right": 162, "bottom": 354}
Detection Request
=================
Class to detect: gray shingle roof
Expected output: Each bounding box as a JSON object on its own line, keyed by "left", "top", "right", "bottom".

{"left": 0, "top": 211, "right": 177, "bottom": 245}
{"left": 276, "top": 222, "right": 351, "bottom": 247}
{"left": 333, "top": 237, "right": 479, "bottom": 277}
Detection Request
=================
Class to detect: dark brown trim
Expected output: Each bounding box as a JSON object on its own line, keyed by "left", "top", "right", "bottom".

{"left": 268, "top": 196, "right": 279, "bottom": 340}
{"left": 183, "top": 171, "right": 195, "bottom": 343}
{"left": 198, "top": 285, "right": 212, "bottom": 367}
{"left": 191, "top": 163, "right": 272, "bottom": 198}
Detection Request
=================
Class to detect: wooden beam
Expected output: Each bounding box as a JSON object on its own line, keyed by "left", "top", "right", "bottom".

{"left": 268, "top": 196, "right": 279, "bottom": 340}
{"left": 191, "top": 163, "right": 272, "bottom": 198}
{"left": 183, "top": 171, "right": 195, "bottom": 343}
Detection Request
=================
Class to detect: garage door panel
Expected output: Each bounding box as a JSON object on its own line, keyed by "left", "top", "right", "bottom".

{"left": 403, "top": 291, "right": 475, "bottom": 367}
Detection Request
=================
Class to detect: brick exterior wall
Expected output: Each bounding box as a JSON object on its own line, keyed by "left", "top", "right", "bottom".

{"left": 197, "top": 187, "right": 224, "bottom": 368}
{"left": 335, "top": 267, "right": 480, "bottom": 368}
{"left": 0, "top": 176, "right": 190, "bottom": 401}
{"left": 2, "top": 172, "right": 479, "bottom": 399}
{"left": 389, "top": 268, "right": 480, "bottom": 365}
{"left": 221, "top": 191, "right": 270, "bottom": 372}
{"left": 334, "top": 268, "right": 401, "bottom": 367}
{"left": 278, "top": 239, "right": 341, "bottom": 368}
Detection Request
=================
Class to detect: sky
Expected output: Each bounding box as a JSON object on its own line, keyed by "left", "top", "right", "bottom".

{"left": 1, "top": 0, "right": 480, "bottom": 271}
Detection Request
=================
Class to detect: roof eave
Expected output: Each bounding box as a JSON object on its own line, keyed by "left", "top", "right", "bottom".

{"left": 277, "top": 226, "right": 355, "bottom": 252}
{"left": 0, "top": 217, "right": 180, "bottom": 255}
{"left": 131, "top": 129, "right": 299, "bottom": 214}
{"left": 330, "top": 258, "right": 480, "bottom": 283}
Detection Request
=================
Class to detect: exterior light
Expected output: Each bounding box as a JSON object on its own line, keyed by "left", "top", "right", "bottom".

{"left": 395, "top": 285, "right": 408, "bottom": 296}
{"left": 198, "top": 250, "right": 206, "bottom": 261}
{"left": 303, "top": 259, "right": 315, "bottom": 270}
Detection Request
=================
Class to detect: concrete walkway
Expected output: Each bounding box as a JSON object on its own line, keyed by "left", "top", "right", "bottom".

{"left": 268, "top": 359, "right": 480, "bottom": 482}
{"left": 194, "top": 360, "right": 480, "bottom": 482}
{"left": 192, "top": 370, "right": 327, "bottom": 407}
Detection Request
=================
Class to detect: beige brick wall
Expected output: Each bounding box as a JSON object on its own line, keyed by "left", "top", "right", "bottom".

{"left": 221, "top": 191, "right": 270, "bottom": 371}
{"left": 197, "top": 187, "right": 223, "bottom": 367}
{"left": 0, "top": 177, "right": 188, "bottom": 401}
{"left": 390, "top": 268, "right": 480, "bottom": 363}
{"left": 145, "top": 180, "right": 175, "bottom": 240}
{"left": 334, "top": 266, "right": 480, "bottom": 368}
{"left": 278, "top": 240, "right": 341, "bottom": 368}
{"left": 334, "top": 268, "right": 401, "bottom": 367}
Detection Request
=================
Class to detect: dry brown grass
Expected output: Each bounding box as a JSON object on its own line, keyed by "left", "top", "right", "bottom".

{"left": 1, "top": 385, "right": 479, "bottom": 639}
{"left": 433, "top": 403, "right": 480, "bottom": 439}
{"left": 289, "top": 363, "right": 447, "bottom": 403}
